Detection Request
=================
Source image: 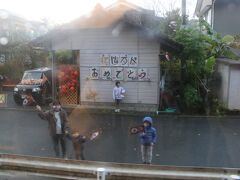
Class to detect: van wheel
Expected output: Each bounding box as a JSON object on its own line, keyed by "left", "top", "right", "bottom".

{"left": 40, "top": 88, "right": 47, "bottom": 105}
{"left": 14, "top": 96, "right": 23, "bottom": 105}
{"left": 41, "top": 93, "right": 47, "bottom": 105}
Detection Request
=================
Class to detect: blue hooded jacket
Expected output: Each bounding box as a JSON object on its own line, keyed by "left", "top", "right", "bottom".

{"left": 140, "top": 117, "right": 157, "bottom": 145}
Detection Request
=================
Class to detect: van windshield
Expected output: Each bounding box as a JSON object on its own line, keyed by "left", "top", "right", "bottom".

{"left": 22, "top": 72, "right": 42, "bottom": 80}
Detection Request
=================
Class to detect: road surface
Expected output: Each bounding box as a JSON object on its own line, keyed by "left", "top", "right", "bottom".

{"left": 0, "top": 108, "right": 240, "bottom": 169}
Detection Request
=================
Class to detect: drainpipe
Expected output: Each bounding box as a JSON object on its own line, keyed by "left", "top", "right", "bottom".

{"left": 97, "top": 168, "right": 107, "bottom": 180}
{"left": 50, "top": 38, "right": 56, "bottom": 101}
{"left": 158, "top": 48, "right": 162, "bottom": 113}
{"left": 180, "top": 0, "right": 187, "bottom": 109}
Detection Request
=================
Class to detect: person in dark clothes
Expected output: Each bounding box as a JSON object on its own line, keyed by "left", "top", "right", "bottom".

{"left": 70, "top": 130, "right": 87, "bottom": 160}
{"left": 36, "top": 100, "right": 69, "bottom": 158}
{"left": 66, "top": 129, "right": 100, "bottom": 160}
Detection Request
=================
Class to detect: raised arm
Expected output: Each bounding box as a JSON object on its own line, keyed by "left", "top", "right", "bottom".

{"left": 36, "top": 105, "right": 49, "bottom": 120}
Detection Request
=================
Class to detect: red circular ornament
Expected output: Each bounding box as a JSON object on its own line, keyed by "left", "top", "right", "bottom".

{"left": 74, "top": 71, "right": 78, "bottom": 76}
{"left": 70, "top": 86, "right": 75, "bottom": 91}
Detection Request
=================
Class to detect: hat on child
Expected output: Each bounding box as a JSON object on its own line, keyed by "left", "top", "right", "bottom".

{"left": 143, "top": 116, "right": 153, "bottom": 125}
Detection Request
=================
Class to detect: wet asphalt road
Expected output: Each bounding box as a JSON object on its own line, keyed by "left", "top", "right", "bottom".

{"left": 1, "top": 108, "right": 240, "bottom": 169}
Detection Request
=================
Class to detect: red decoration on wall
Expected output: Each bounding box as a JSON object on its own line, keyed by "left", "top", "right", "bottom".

{"left": 57, "top": 65, "right": 79, "bottom": 97}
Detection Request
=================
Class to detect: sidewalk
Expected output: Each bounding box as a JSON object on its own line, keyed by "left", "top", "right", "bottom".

{"left": 0, "top": 90, "right": 169, "bottom": 116}
{"left": 63, "top": 104, "right": 160, "bottom": 116}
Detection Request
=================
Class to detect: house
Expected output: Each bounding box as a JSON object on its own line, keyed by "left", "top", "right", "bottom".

{"left": 195, "top": 0, "right": 240, "bottom": 110}
{"left": 216, "top": 58, "right": 240, "bottom": 110}
{"left": 195, "top": 0, "right": 240, "bottom": 35}
{"left": 34, "top": 0, "right": 181, "bottom": 112}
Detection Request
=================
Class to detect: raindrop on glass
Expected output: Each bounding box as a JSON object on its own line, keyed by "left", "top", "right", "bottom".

{"left": 0, "top": 37, "right": 8, "bottom": 45}
{"left": 230, "top": 175, "right": 240, "bottom": 180}
{"left": 0, "top": 10, "right": 9, "bottom": 19}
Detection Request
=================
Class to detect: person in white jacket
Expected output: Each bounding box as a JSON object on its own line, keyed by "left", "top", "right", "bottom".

{"left": 112, "top": 81, "right": 125, "bottom": 112}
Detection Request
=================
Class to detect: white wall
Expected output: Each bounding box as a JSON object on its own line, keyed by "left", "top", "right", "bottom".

{"left": 199, "top": 0, "right": 213, "bottom": 14}
{"left": 228, "top": 66, "right": 240, "bottom": 110}
{"left": 217, "top": 59, "right": 240, "bottom": 110}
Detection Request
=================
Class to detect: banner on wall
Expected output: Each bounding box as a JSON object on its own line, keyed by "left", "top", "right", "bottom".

{"left": 88, "top": 53, "right": 151, "bottom": 81}
{"left": 100, "top": 54, "right": 110, "bottom": 66}
{"left": 108, "top": 54, "right": 139, "bottom": 67}
{"left": 119, "top": 54, "right": 129, "bottom": 66}
{"left": 110, "top": 54, "right": 120, "bottom": 66}
{"left": 89, "top": 67, "right": 150, "bottom": 81}
{"left": 89, "top": 67, "right": 99, "bottom": 79}
{"left": 112, "top": 68, "right": 124, "bottom": 81}
{"left": 128, "top": 54, "right": 138, "bottom": 67}
{"left": 101, "top": 67, "right": 112, "bottom": 80}
{"left": 125, "top": 68, "right": 138, "bottom": 81}
{"left": 138, "top": 68, "right": 148, "bottom": 81}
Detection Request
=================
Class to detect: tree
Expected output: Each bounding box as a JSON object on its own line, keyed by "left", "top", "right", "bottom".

{"left": 0, "top": 11, "right": 51, "bottom": 79}
{"left": 159, "top": 9, "right": 233, "bottom": 114}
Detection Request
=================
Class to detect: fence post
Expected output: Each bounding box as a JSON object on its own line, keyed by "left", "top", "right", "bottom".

{"left": 97, "top": 168, "right": 106, "bottom": 180}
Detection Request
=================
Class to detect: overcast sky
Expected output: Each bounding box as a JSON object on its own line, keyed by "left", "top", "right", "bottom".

{"left": 0, "top": 0, "right": 197, "bottom": 23}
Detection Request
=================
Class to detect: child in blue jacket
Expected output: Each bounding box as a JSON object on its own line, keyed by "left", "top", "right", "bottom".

{"left": 139, "top": 116, "right": 157, "bottom": 164}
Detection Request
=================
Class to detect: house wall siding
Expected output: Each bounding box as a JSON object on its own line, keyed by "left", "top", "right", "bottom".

{"left": 217, "top": 59, "right": 240, "bottom": 110}
{"left": 214, "top": 0, "right": 240, "bottom": 35}
{"left": 228, "top": 66, "right": 240, "bottom": 110}
{"left": 52, "top": 28, "right": 160, "bottom": 108}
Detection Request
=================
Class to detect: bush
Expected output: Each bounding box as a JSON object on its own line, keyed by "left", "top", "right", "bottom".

{"left": 183, "top": 85, "right": 203, "bottom": 113}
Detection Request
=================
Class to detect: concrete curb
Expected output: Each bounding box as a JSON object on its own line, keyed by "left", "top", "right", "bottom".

{"left": 0, "top": 153, "right": 239, "bottom": 180}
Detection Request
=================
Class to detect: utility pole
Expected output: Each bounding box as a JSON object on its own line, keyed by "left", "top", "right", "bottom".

{"left": 179, "top": 0, "right": 187, "bottom": 112}
{"left": 181, "top": 0, "right": 187, "bottom": 83}
{"left": 182, "top": 0, "right": 186, "bottom": 25}
{"left": 51, "top": 50, "right": 56, "bottom": 101}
